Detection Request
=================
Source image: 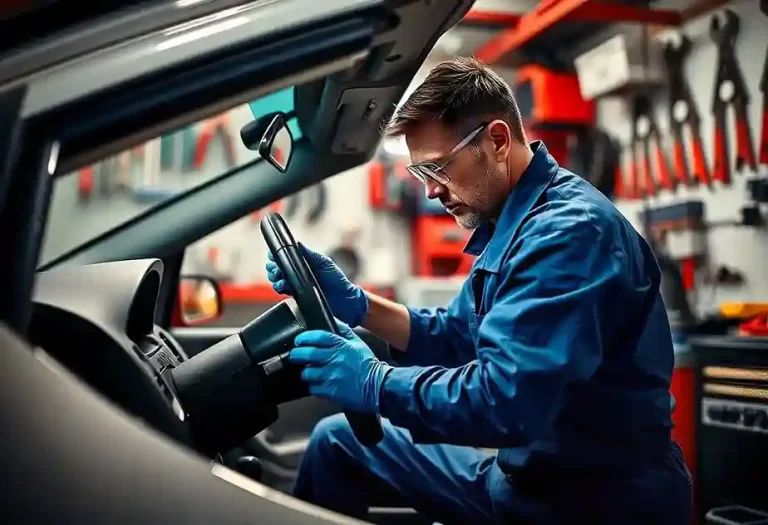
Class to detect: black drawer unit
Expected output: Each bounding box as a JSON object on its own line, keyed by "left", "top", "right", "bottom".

{"left": 690, "top": 336, "right": 768, "bottom": 523}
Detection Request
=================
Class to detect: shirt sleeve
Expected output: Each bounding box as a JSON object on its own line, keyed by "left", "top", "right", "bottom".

{"left": 396, "top": 279, "right": 476, "bottom": 368}
{"left": 379, "top": 227, "right": 626, "bottom": 448}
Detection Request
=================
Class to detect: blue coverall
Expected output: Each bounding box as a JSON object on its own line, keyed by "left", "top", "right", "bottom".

{"left": 293, "top": 142, "right": 692, "bottom": 524}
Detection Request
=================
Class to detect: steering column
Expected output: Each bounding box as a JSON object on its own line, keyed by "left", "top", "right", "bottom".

{"left": 170, "top": 213, "right": 383, "bottom": 456}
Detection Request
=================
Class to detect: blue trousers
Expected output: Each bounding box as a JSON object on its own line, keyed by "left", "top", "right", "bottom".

{"left": 293, "top": 414, "right": 692, "bottom": 524}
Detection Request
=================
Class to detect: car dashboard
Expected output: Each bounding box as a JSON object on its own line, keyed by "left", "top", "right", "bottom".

{"left": 29, "top": 259, "right": 193, "bottom": 447}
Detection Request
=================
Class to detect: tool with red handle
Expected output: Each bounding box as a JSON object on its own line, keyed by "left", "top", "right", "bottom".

{"left": 710, "top": 10, "right": 757, "bottom": 183}
{"left": 663, "top": 35, "right": 710, "bottom": 187}
{"left": 633, "top": 96, "right": 669, "bottom": 196}
{"left": 640, "top": 139, "right": 657, "bottom": 197}
{"left": 627, "top": 146, "right": 641, "bottom": 200}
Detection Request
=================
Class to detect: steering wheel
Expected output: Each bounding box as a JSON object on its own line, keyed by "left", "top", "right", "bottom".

{"left": 259, "top": 212, "right": 384, "bottom": 447}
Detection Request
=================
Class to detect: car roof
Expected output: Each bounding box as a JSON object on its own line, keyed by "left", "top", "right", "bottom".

{"left": 0, "top": 0, "right": 377, "bottom": 115}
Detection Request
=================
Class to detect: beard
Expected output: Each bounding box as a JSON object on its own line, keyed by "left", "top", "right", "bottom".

{"left": 454, "top": 209, "right": 484, "bottom": 229}
{"left": 445, "top": 161, "right": 503, "bottom": 229}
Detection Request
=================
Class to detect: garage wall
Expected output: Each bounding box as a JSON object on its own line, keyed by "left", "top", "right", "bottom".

{"left": 597, "top": 0, "right": 768, "bottom": 314}
{"left": 41, "top": 103, "right": 261, "bottom": 264}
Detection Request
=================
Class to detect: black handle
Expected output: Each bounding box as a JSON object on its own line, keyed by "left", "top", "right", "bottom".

{"left": 260, "top": 213, "right": 383, "bottom": 446}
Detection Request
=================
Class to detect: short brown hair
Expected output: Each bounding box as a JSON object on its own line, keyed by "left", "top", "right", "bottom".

{"left": 383, "top": 57, "right": 525, "bottom": 143}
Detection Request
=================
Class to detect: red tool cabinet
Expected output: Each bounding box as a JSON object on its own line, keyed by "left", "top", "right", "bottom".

{"left": 412, "top": 216, "right": 474, "bottom": 277}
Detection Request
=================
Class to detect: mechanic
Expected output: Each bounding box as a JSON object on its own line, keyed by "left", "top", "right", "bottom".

{"left": 265, "top": 57, "right": 692, "bottom": 524}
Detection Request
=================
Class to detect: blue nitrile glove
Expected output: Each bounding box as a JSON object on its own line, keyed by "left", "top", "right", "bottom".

{"left": 265, "top": 244, "right": 368, "bottom": 327}
{"left": 288, "top": 321, "right": 391, "bottom": 414}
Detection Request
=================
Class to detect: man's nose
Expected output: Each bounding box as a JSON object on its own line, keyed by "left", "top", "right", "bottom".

{"left": 424, "top": 178, "right": 444, "bottom": 199}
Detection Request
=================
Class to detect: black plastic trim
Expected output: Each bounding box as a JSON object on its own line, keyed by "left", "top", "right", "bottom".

{"left": 0, "top": 138, "right": 54, "bottom": 334}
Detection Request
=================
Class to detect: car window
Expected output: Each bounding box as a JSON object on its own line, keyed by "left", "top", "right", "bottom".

{"left": 39, "top": 87, "right": 302, "bottom": 265}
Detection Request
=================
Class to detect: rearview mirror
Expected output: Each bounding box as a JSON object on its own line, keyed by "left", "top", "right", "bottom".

{"left": 178, "top": 276, "right": 223, "bottom": 326}
{"left": 240, "top": 111, "right": 293, "bottom": 172}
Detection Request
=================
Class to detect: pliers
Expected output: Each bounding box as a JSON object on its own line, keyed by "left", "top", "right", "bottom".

{"left": 193, "top": 113, "right": 236, "bottom": 170}
{"left": 663, "top": 34, "right": 710, "bottom": 187}
{"left": 710, "top": 10, "right": 757, "bottom": 183}
{"left": 629, "top": 95, "right": 674, "bottom": 198}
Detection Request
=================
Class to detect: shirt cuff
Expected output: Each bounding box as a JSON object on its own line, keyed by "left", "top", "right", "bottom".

{"left": 379, "top": 366, "right": 442, "bottom": 443}
{"left": 378, "top": 366, "right": 419, "bottom": 421}
{"left": 400, "top": 307, "right": 430, "bottom": 362}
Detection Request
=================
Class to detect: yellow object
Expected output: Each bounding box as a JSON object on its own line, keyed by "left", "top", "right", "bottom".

{"left": 720, "top": 303, "right": 768, "bottom": 319}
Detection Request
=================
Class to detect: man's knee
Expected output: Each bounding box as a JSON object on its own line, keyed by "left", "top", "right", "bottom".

{"left": 306, "top": 413, "right": 356, "bottom": 457}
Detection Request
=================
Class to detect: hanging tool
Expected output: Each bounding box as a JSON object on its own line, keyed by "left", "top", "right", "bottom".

{"left": 759, "top": 0, "right": 768, "bottom": 166}
{"left": 663, "top": 35, "right": 710, "bottom": 187}
{"left": 613, "top": 162, "right": 625, "bottom": 200}
{"left": 78, "top": 166, "right": 95, "bottom": 201}
{"left": 193, "top": 113, "right": 237, "bottom": 170}
{"left": 623, "top": 146, "right": 638, "bottom": 200}
{"left": 631, "top": 96, "right": 671, "bottom": 198}
{"left": 710, "top": 10, "right": 758, "bottom": 183}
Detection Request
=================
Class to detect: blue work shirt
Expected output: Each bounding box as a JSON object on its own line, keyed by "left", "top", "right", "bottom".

{"left": 379, "top": 141, "right": 675, "bottom": 476}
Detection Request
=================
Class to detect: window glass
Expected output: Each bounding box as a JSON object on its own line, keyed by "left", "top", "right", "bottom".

{"left": 39, "top": 87, "right": 300, "bottom": 265}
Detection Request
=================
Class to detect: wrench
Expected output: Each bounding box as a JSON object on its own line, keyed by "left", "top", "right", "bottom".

{"left": 663, "top": 34, "right": 710, "bottom": 187}
{"left": 710, "top": 10, "right": 758, "bottom": 183}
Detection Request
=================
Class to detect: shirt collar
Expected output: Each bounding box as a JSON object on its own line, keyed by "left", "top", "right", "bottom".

{"left": 464, "top": 141, "right": 559, "bottom": 264}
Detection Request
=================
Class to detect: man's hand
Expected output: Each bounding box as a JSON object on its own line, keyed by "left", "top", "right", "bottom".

{"left": 265, "top": 244, "right": 368, "bottom": 327}
{"left": 288, "top": 322, "right": 391, "bottom": 414}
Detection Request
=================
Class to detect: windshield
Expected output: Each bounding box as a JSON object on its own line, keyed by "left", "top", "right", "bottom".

{"left": 39, "top": 87, "right": 302, "bottom": 265}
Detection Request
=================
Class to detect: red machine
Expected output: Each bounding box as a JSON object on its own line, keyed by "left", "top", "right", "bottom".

{"left": 515, "top": 65, "right": 595, "bottom": 166}
{"left": 412, "top": 216, "right": 473, "bottom": 277}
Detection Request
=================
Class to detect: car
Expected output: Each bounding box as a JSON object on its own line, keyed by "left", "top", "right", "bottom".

{"left": 0, "top": 1, "right": 475, "bottom": 524}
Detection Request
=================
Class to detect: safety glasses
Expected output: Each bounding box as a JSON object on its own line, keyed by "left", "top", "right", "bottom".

{"left": 405, "top": 123, "right": 487, "bottom": 185}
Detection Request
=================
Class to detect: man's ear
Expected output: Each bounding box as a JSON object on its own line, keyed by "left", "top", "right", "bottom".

{"left": 487, "top": 120, "right": 512, "bottom": 163}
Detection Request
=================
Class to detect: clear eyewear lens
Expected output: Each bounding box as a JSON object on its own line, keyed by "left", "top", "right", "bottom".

{"left": 407, "top": 166, "right": 426, "bottom": 183}
{"left": 421, "top": 164, "right": 448, "bottom": 185}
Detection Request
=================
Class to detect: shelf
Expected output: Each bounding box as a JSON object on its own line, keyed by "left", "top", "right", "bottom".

{"left": 466, "top": 0, "right": 731, "bottom": 65}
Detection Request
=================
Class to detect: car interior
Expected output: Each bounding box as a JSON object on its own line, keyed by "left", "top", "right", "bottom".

{"left": 0, "top": 1, "right": 476, "bottom": 524}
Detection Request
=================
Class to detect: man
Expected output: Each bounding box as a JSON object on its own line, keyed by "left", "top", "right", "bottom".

{"left": 266, "top": 57, "right": 692, "bottom": 524}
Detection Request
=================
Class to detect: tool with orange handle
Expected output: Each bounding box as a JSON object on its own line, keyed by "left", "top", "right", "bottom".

{"left": 710, "top": 10, "right": 758, "bottom": 184}
{"left": 633, "top": 96, "right": 672, "bottom": 197}
{"left": 663, "top": 35, "right": 709, "bottom": 187}
{"left": 613, "top": 162, "right": 625, "bottom": 200}
{"left": 625, "top": 146, "right": 640, "bottom": 200}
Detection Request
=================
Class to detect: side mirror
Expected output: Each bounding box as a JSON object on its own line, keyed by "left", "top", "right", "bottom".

{"left": 178, "top": 276, "right": 223, "bottom": 326}
{"left": 240, "top": 111, "right": 293, "bottom": 172}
